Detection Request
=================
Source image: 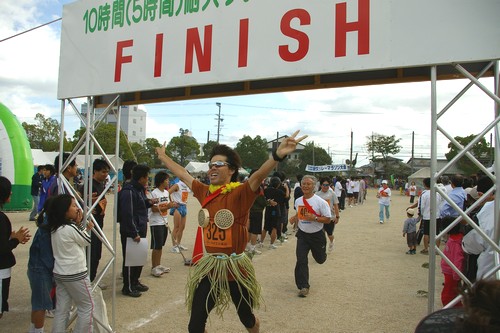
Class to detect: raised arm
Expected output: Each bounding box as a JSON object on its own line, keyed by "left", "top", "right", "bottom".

{"left": 248, "top": 130, "right": 307, "bottom": 192}
{"left": 155, "top": 143, "right": 195, "bottom": 189}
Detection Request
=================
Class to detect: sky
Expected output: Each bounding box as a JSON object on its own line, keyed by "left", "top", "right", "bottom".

{"left": 0, "top": 0, "right": 496, "bottom": 168}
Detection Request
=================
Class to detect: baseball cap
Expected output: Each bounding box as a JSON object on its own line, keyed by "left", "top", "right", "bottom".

{"left": 465, "top": 186, "right": 479, "bottom": 200}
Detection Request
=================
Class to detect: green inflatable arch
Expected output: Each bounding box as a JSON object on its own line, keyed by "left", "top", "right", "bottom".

{"left": 0, "top": 102, "right": 34, "bottom": 211}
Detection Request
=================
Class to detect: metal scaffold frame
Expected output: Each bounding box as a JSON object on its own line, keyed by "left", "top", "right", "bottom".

{"left": 428, "top": 60, "right": 500, "bottom": 313}
{"left": 58, "top": 95, "right": 121, "bottom": 332}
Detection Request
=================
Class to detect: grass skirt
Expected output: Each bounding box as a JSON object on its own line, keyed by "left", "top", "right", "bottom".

{"left": 186, "top": 252, "right": 263, "bottom": 317}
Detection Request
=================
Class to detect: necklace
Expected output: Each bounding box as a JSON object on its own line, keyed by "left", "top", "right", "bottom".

{"left": 208, "top": 182, "right": 241, "bottom": 194}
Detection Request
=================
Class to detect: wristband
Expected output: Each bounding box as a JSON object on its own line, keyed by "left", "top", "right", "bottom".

{"left": 272, "top": 149, "right": 286, "bottom": 162}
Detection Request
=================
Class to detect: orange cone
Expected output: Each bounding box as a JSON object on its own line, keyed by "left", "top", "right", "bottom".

{"left": 191, "top": 226, "right": 205, "bottom": 264}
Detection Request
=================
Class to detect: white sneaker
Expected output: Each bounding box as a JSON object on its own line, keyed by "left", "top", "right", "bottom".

{"left": 45, "top": 310, "right": 54, "bottom": 318}
{"left": 151, "top": 266, "right": 163, "bottom": 277}
{"left": 256, "top": 242, "right": 263, "bottom": 249}
{"left": 269, "top": 244, "right": 278, "bottom": 250}
{"left": 328, "top": 242, "right": 335, "bottom": 252}
{"left": 252, "top": 249, "right": 262, "bottom": 255}
{"left": 171, "top": 246, "right": 180, "bottom": 253}
{"left": 379, "top": 220, "right": 384, "bottom": 224}
{"left": 158, "top": 265, "right": 171, "bottom": 273}
{"left": 178, "top": 245, "right": 188, "bottom": 251}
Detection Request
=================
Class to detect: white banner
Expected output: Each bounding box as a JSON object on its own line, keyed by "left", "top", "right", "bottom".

{"left": 305, "top": 164, "right": 349, "bottom": 172}
{"left": 58, "top": 0, "right": 500, "bottom": 99}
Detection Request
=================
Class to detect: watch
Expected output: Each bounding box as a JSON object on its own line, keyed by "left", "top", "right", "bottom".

{"left": 314, "top": 216, "right": 318, "bottom": 222}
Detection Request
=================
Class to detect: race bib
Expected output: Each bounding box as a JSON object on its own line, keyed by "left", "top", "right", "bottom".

{"left": 297, "top": 205, "right": 308, "bottom": 221}
{"left": 204, "top": 221, "right": 232, "bottom": 248}
{"left": 181, "top": 191, "right": 189, "bottom": 203}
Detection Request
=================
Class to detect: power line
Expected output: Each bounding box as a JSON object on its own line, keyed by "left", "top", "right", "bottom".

{"left": 0, "top": 18, "right": 62, "bottom": 43}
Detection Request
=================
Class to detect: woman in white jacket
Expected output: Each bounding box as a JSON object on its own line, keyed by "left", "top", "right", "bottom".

{"left": 48, "top": 194, "right": 94, "bottom": 333}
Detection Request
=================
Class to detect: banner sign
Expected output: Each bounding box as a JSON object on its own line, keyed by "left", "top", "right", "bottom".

{"left": 58, "top": 0, "right": 500, "bottom": 99}
{"left": 305, "top": 164, "right": 349, "bottom": 173}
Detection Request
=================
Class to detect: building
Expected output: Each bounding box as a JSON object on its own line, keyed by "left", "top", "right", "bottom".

{"left": 80, "top": 104, "right": 146, "bottom": 143}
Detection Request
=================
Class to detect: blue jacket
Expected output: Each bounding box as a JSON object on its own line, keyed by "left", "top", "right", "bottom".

{"left": 27, "top": 216, "right": 54, "bottom": 273}
{"left": 118, "top": 180, "right": 150, "bottom": 238}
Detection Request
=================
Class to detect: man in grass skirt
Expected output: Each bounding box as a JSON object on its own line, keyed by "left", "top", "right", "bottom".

{"left": 156, "top": 130, "right": 306, "bottom": 333}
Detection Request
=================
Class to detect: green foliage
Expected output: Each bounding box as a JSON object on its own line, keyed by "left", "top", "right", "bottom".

{"left": 166, "top": 129, "right": 200, "bottom": 166}
{"left": 445, "top": 135, "right": 492, "bottom": 175}
{"left": 71, "top": 123, "right": 135, "bottom": 160}
{"left": 22, "top": 113, "right": 71, "bottom": 151}
{"left": 366, "top": 134, "right": 402, "bottom": 162}
{"left": 298, "top": 142, "right": 332, "bottom": 171}
{"left": 234, "top": 135, "right": 268, "bottom": 170}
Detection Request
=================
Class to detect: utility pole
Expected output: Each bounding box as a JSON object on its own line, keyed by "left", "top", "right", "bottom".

{"left": 350, "top": 130, "right": 353, "bottom": 175}
{"left": 215, "top": 102, "right": 222, "bottom": 143}
{"left": 411, "top": 131, "right": 415, "bottom": 174}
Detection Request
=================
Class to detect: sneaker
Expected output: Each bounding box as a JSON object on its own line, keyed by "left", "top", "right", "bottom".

{"left": 178, "top": 245, "right": 188, "bottom": 251}
{"left": 420, "top": 249, "right": 429, "bottom": 254}
{"left": 158, "top": 265, "right": 171, "bottom": 273}
{"left": 171, "top": 246, "right": 180, "bottom": 253}
{"left": 122, "top": 289, "right": 142, "bottom": 297}
{"left": 328, "top": 242, "right": 335, "bottom": 252}
{"left": 411, "top": 250, "right": 416, "bottom": 255}
{"left": 134, "top": 282, "right": 149, "bottom": 292}
{"left": 45, "top": 310, "right": 55, "bottom": 318}
{"left": 406, "top": 250, "right": 412, "bottom": 255}
{"left": 269, "top": 244, "right": 278, "bottom": 250}
{"left": 256, "top": 242, "right": 263, "bottom": 249}
{"left": 379, "top": 220, "right": 384, "bottom": 224}
{"left": 98, "top": 282, "right": 108, "bottom": 290}
{"left": 251, "top": 249, "right": 262, "bottom": 255}
{"left": 298, "top": 288, "right": 309, "bottom": 297}
{"left": 151, "top": 266, "right": 163, "bottom": 277}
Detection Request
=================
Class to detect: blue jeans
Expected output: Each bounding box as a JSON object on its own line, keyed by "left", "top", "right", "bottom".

{"left": 30, "top": 195, "right": 39, "bottom": 220}
{"left": 379, "top": 204, "right": 390, "bottom": 222}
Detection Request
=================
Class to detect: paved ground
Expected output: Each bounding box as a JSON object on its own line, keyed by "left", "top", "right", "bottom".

{"left": 2, "top": 188, "right": 442, "bottom": 332}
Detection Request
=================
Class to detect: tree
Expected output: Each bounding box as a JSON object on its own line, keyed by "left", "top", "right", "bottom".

{"left": 142, "top": 138, "right": 162, "bottom": 167}
{"left": 366, "top": 134, "right": 402, "bottom": 177}
{"left": 167, "top": 128, "right": 200, "bottom": 166}
{"left": 298, "top": 142, "right": 332, "bottom": 172}
{"left": 202, "top": 140, "right": 218, "bottom": 162}
{"left": 445, "top": 134, "right": 492, "bottom": 175}
{"left": 234, "top": 135, "right": 268, "bottom": 170}
{"left": 71, "top": 123, "right": 135, "bottom": 160}
{"left": 22, "top": 113, "right": 71, "bottom": 151}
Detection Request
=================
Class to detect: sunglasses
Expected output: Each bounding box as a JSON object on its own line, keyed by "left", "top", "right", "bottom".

{"left": 321, "top": 183, "right": 330, "bottom": 187}
{"left": 208, "top": 161, "right": 230, "bottom": 169}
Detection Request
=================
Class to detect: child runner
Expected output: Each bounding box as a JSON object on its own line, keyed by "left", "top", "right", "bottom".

{"left": 402, "top": 208, "right": 419, "bottom": 254}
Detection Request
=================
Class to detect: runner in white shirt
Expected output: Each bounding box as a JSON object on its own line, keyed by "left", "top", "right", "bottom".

{"left": 289, "top": 175, "right": 331, "bottom": 298}
{"left": 169, "top": 179, "right": 191, "bottom": 253}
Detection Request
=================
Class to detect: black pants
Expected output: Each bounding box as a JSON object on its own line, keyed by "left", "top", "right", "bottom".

{"left": 90, "top": 215, "right": 104, "bottom": 282}
{"left": 120, "top": 234, "right": 143, "bottom": 293}
{"left": 295, "top": 229, "right": 327, "bottom": 290}
{"left": 188, "top": 276, "right": 256, "bottom": 333}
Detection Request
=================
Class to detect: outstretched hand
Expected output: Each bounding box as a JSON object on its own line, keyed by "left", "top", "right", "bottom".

{"left": 276, "top": 130, "right": 308, "bottom": 159}
{"left": 155, "top": 142, "right": 167, "bottom": 158}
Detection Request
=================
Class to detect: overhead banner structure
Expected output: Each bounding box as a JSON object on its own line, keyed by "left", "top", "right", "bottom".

{"left": 57, "top": 0, "right": 500, "bottom": 99}
{"left": 305, "top": 164, "right": 349, "bottom": 173}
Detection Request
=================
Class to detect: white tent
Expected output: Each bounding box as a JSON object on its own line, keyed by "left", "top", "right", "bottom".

{"left": 31, "top": 149, "right": 124, "bottom": 170}
{"left": 408, "top": 167, "right": 430, "bottom": 189}
{"left": 185, "top": 161, "right": 209, "bottom": 174}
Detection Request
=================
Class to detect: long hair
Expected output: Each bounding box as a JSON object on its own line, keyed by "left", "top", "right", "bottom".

{"left": 47, "top": 194, "right": 75, "bottom": 232}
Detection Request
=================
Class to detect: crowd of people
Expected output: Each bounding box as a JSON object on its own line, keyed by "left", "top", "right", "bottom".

{"left": 1, "top": 144, "right": 497, "bottom": 332}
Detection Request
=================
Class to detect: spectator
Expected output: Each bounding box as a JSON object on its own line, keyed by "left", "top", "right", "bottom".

{"left": 29, "top": 166, "right": 44, "bottom": 221}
